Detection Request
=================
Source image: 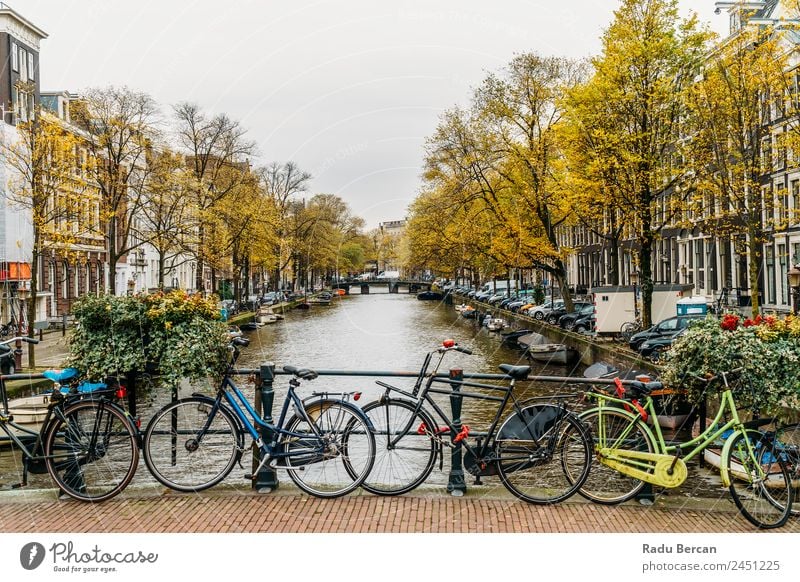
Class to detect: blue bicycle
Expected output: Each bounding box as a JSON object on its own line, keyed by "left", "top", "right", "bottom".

{"left": 142, "top": 337, "right": 376, "bottom": 498}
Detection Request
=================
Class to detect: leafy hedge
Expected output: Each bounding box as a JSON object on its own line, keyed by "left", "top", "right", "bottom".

{"left": 68, "top": 291, "right": 230, "bottom": 388}
{"left": 661, "top": 314, "right": 800, "bottom": 415}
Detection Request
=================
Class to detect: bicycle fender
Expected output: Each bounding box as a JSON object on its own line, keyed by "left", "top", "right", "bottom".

{"left": 301, "top": 398, "right": 376, "bottom": 432}
{"left": 497, "top": 405, "right": 562, "bottom": 441}
{"left": 718, "top": 428, "right": 760, "bottom": 488}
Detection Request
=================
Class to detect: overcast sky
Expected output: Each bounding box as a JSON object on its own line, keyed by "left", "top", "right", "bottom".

{"left": 21, "top": 0, "right": 727, "bottom": 228}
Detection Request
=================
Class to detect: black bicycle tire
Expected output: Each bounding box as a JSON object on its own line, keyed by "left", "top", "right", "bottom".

{"left": 283, "top": 399, "right": 375, "bottom": 498}
{"left": 726, "top": 430, "right": 793, "bottom": 529}
{"left": 576, "top": 407, "right": 654, "bottom": 504}
{"left": 142, "top": 397, "right": 243, "bottom": 493}
{"left": 768, "top": 422, "right": 800, "bottom": 516}
{"left": 360, "top": 399, "right": 438, "bottom": 495}
{"left": 43, "top": 399, "right": 139, "bottom": 502}
{"left": 496, "top": 408, "right": 592, "bottom": 504}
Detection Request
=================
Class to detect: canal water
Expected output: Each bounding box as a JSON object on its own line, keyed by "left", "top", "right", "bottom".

{"left": 0, "top": 289, "right": 727, "bottom": 501}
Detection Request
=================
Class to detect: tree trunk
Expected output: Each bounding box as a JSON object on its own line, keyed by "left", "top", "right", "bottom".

{"left": 748, "top": 232, "right": 761, "bottom": 318}
{"left": 27, "top": 231, "right": 39, "bottom": 369}
{"left": 553, "top": 258, "right": 573, "bottom": 312}
{"left": 108, "top": 216, "right": 117, "bottom": 295}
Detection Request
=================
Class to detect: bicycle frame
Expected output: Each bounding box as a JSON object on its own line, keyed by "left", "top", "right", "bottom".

{"left": 586, "top": 384, "right": 759, "bottom": 488}
{"left": 376, "top": 349, "right": 554, "bottom": 469}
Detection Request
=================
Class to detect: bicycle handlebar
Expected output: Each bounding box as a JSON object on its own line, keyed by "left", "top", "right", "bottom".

{"left": 691, "top": 366, "right": 744, "bottom": 384}
{"left": 0, "top": 336, "right": 39, "bottom": 345}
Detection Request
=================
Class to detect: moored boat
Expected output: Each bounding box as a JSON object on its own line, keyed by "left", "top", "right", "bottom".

{"left": 417, "top": 290, "right": 444, "bottom": 300}
{"left": 486, "top": 318, "right": 508, "bottom": 331}
{"left": 526, "top": 343, "right": 579, "bottom": 365}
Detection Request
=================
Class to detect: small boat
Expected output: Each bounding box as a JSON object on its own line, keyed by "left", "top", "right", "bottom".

{"left": 500, "top": 329, "right": 533, "bottom": 345}
{"left": 461, "top": 306, "right": 477, "bottom": 319}
{"left": 334, "top": 289, "right": 346, "bottom": 296}
{"left": 227, "top": 325, "right": 243, "bottom": 339}
{"left": 516, "top": 332, "right": 547, "bottom": 351}
{"left": 308, "top": 292, "right": 333, "bottom": 305}
{"left": 486, "top": 318, "right": 508, "bottom": 332}
{"left": 454, "top": 303, "right": 470, "bottom": 313}
{"left": 295, "top": 302, "right": 311, "bottom": 310}
{"left": 526, "top": 343, "right": 579, "bottom": 365}
{"left": 240, "top": 322, "right": 263, "bottom": 331}
{"left": 417, "top": 290, "right": 444, "bottom": 300}
{"left": 256, "top": 306, "right": 284, "bottom": 323}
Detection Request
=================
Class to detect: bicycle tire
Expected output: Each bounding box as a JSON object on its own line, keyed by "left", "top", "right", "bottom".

{"left": 576, "top": 407, "right": 655, "bottom": 504}
{"left": 43, "top": 399, "right": 139, "bottom": 502}
{"left": 768, "top": 422, "right": 800, "bottom": 516}
{"left": 726, "top": 430, "right": 793, "bottom": 529}
{"left": 283, "top": 399, "right": 375, "bottom": 498}
{"left": 360, "top": 398, "right": 437, "bottom": 495}
{"left": 496, "top": 406, "right": 592, "bottom": 504}
{"left": 619, "top": 321, "right": 640, "bottom": 342}
{"left": 143, "top": 397, "right": 243, "bottom": 493}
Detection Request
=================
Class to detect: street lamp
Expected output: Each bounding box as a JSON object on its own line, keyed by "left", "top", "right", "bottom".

{"left": 630, "top": 271, "right": 640, "bottom": 319}
{"left": 788, "top": 265, "right": 800, "bottom": 315}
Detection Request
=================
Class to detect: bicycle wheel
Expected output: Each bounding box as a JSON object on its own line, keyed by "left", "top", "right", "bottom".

{"left": 726, "top": 430, "right": 792, "bottom": 529}
{"left": 143, "top": 397, "right": 243, "bottom": 492}
{"left": 360, "top": 399, "right": 437, "bottom": 495}
{"left": 619, "top": 321, "right": 639, "bottom": 342}
{"left": 43, "top": 399, "right": 139, "bottom": 502}
{"left": 496, "top": 406, "right": 592, "bottom": 504}
{"left": 576, "top": 408, "right": 655, "bottom": 504}
{"left": 283, "top": 399, "right": 375, "bottom": 498}
{"left": 769, "top": 423, "right": 800, "bottom": 516}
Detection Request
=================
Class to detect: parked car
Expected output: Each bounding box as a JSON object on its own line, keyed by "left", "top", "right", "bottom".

{"left": 547, "top": 302, "right": 592, "bottom": 325}
{"left": 0, "top": 344, "right": 15, "bottom": 375}
{"left": 638, "top": 328, "right": 687, "bottom": 362}
{"left": 628, "top": 315, "right": 703, "bottom": 351}
{"left": 528, "top": 300, "right": 564, "bottom": 320}
{"left": 558, "top": 304, "right": 595, "bottom": 331}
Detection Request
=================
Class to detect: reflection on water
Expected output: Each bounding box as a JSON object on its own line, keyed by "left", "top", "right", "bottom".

{"left": 0, "top": 290, "right": 727, "bottom": 500}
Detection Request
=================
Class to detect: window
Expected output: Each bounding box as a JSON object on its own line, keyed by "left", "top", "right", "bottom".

{"left": 10, "top": 42, "right": 17, "bottom": 71}
{"left": 18, "top": 50, "right": 26, "bottom": 82}
{"left": 27, "top": 51, "right": 34, "bottom": 80}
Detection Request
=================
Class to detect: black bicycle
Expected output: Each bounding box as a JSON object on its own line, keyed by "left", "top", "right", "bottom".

{"left": 360, "top": 340, "right": 592, "bottom": 503}
{"left": 0, "top": 337, "right": 140, "bottom": 501}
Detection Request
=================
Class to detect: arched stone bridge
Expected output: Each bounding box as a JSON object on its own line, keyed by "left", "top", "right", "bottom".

{"left": 331, "top": 280, "right": 435, "bottom": 295}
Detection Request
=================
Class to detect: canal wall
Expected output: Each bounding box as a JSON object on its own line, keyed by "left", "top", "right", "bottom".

{"left": 452, "top": 293, "right": 657, "bottom": 374}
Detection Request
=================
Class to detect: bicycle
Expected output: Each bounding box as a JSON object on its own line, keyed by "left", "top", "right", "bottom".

{"left": 142, "top": 337, "right": 376, "bottom": 498}
{"left": 762, "top": 422, "right": 800, "bottom": 516}
{"left": 576, "top": 369, "right": 793, "bottom": 529}
{"left": 360, "top": 339, "right": 593, "bottom": 504}
{"left": 0, "top": 337, "right": 140, "bottom": 502}
{"left": 619, "top": 319, "right": 642, "bottom": 342}
{"left": 0, "top": 320, "right": 17, "bottom": 339}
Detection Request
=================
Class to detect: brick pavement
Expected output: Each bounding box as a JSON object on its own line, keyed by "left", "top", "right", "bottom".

{"left": 0, "top": 486, "right": 798, "bottom": 534}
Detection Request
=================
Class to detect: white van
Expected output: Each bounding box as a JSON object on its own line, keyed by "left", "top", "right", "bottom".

{"left": 480, "top": 280, "right": 518, "bottom": 294}
{"left": 377, "top": 270, "right": 400, "bottom": 280}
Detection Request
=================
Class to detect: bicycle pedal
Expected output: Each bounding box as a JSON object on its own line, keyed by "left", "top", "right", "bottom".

{"left": 244, "top": 473, "right": 255, "bottom": 481}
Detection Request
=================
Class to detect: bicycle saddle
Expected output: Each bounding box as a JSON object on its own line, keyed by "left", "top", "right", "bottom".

{"left": 43, "top": 368, "right": 80, "bottom": 384}
{"left": 626, "top": 380, "right": 663, "bottom": 397}
{"left": 283, "top": 365, "right": 318, "bottom": 381}
{"left": 498, "top": 364, "right": 531, "bottom": 380}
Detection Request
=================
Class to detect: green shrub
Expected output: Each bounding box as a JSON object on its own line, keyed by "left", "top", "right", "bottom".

{"left": 661, "top": 314, "right": 800, "bottom": 415}
{"left": 68, "top": 291, "right": 229, "bottom": 389}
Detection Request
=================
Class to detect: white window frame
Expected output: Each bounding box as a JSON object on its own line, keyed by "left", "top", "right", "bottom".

{"left": 26, "top": 51, "right": 33, "bottom": 80}
{"left": 18, "top": 50, "right": 26, "bottom": 82}
{"left": 10, "top": 42, "right": 17, "bottom": 71}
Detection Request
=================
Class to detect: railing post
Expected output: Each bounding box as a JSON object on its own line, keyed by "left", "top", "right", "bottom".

{"left": 254, "top": 362, "right": 279, "bottom": 492}
{"left": 13, "top": 338, "right": 22, "bottom": 371}
{"left": 447, "top": 368, "right": 467, "bottom": 496}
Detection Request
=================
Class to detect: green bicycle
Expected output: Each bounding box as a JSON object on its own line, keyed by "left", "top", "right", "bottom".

{"left": 575, "top": 369, "right": 793, "bottom": 529}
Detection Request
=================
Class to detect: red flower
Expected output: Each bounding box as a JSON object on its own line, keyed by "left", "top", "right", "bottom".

{"left": 721, "top": 314, "right": 740, "bottom": 331}
{"left": 743, "top": 318, "right": 755, "bottom": 327}
{"left": 765, "top": 315, "right": 777, "bottom": 328}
